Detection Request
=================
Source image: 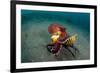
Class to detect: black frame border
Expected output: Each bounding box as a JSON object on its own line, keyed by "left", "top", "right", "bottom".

{"left": 10, "top": 1, "right": 97, "bottom": 73}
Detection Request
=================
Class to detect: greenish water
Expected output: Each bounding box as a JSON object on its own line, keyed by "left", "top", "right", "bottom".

{"left": 21, "top": 9, "right": 90, "bottom": 63}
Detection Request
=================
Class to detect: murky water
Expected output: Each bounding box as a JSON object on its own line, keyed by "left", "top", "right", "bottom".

{"left": 21, "top": 10, "right": 90, "bottom": 63}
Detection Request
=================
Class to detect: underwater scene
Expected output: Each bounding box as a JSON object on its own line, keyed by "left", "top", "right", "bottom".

{"left": 21, "top": 9, "right": 90, "bottom": 63}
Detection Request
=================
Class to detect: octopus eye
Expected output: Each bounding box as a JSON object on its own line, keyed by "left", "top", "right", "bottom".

{"left": 57, "top": 31, "right": 61, "bottom": 35}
